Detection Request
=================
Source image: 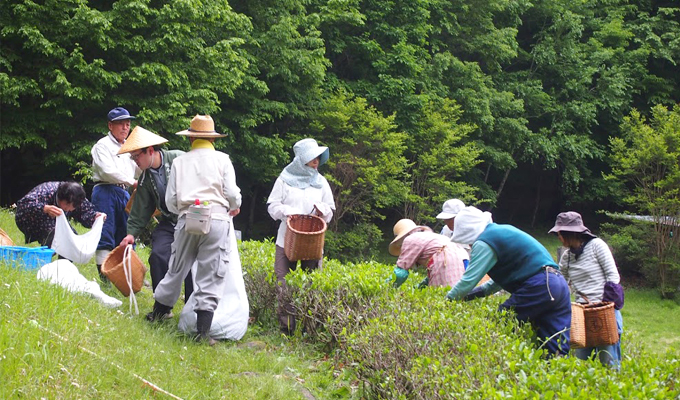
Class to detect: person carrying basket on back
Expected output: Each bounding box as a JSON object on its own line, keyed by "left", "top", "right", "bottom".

{"left": 266, "top": 138, "right": 335, "bottom": 335}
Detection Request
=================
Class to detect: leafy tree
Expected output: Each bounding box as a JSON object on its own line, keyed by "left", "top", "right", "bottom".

{"left": 302, "top": 89, "right": 409, "bottom": 259}
{"left": 0, "top": 0, "right": 251, "bottom": 189}
{"left": 608, "top": 104, "right": 680, "bottom": 297}
{"left": 402, "top": 97, "right": 481, "bottom": 222}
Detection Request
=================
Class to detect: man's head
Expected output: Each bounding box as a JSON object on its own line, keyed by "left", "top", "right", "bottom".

{"left": 56, "top": 182, "right": 86, "bottom": 212}
{"left": 107, "top": 107, "right": 136, "bottom": 144}
{"left": 118, "top": 126, "right": 168, "bottom": 170}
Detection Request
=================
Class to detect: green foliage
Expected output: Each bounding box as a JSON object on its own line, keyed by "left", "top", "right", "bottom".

{"left": 600, "top": 219, "right": 654, "bottom": 283}
{"left": 238, "top": 239, "right": 680, "bottom": 398}
{"left": 305, "top": 89, "right": 409, "bottom": 227}
{"left": 607, "top": 104, "right": 680, "bottom": 297}
{"left": 324, "top": 222, "right": 383, "bottom": 263}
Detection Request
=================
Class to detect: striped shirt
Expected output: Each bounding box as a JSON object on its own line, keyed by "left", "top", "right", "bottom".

{"left": 559, "top": 238, "right": 620, "bottom": 303}
{"left": 397, "top": 231, "right": 466, "bottom": 287}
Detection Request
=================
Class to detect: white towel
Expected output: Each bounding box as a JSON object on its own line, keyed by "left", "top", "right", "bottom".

{"left": 51, "top": 213, "right": 104, "bottom": 264}
{"left": 37, "top": 259, "right": 122, "bottom": 308}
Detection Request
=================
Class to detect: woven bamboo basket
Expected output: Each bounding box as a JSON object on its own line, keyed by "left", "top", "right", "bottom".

{"left": 101, "top": 245, "right": 147, "bottom": 297}
{"left": 570, "top": 303, "right": 587, "bottom": 348}
{"left": 582, "top": 301, "right": 619, "bottom": 347}
{"left": 0, "top": 228, "right": 14, "bottom": 246}
{"left": 284, "top": 214, "right": 327, "bottom": 261}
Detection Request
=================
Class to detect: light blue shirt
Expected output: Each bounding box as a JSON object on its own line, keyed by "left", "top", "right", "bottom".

{"left": 447, "top": 241, "right": 502, "bottom": 300}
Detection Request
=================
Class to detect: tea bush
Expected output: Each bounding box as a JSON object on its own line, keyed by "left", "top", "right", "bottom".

{"left": 239, "top": 240, "right": 680, "bottom": 399}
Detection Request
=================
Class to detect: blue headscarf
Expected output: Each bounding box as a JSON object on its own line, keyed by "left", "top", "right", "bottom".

{"left": 279, "top": 138, "right": 329, "bottom": 189}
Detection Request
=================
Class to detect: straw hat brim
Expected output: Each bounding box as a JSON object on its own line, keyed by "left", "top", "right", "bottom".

{"left": 176, "top": 129, "right": 226, "bottom": 138}
{"left": 117, "top": 126, "right": 168, "bottom": 154}
{"left": 389, "top": 226, "right": 433, "bottom": 256}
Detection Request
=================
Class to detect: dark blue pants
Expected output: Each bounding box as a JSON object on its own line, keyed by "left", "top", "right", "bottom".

{"left": 92, "top": 185, "right": 130, "bottom": 251}
{"left": 500, "top": 270, "right": 572, "bottom": 356}
{"left": 150, "top": 220, "right": 193, "bottom": 303}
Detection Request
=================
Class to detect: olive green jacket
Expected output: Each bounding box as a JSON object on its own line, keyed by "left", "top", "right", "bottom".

{"left": 127, "top": 149, "right": 184, "bottom": 238}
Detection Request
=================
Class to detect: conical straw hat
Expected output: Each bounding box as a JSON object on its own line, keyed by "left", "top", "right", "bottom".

{"left": 118, "top": 126, "right": 168, "bottom": 154}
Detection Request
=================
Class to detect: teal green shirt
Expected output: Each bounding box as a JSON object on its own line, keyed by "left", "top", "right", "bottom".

{"left": 447, "top": 241, "right": 501, "bottom": 300}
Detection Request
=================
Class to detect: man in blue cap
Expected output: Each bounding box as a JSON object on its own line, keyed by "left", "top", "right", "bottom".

{"left": 91, "top": 107, "right": 141, "bottom": 280}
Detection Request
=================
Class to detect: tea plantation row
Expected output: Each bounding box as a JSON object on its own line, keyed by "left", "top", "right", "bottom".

{"left": 240, "top": 240, "right": 679, "bottom": 399}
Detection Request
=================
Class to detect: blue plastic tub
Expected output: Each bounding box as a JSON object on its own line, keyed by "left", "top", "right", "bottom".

{"left": 0, "top": 246, "right": 55, "bottom": 270}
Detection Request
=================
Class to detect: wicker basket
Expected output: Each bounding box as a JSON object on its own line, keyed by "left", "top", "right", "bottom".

{"left": 582, "top": 301, "right": 619, "bottom": 347}
{"left": 570, "top": 303, "right": 587, "bottom": 349}
{"left": 0, "top": 228, "right": 14, "bottom": 246}
{"left": 284, "top": 214, "right": 327, "bottom": 261}
{"left": 101, "top": 245, "right": 147, "bottom": 297}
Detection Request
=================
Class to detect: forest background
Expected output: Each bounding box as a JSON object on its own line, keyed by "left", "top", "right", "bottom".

{"left": 2, "top": 0, "right": 680, "bottom": 266}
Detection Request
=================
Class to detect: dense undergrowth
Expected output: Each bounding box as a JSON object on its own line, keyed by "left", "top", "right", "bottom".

{"left": 241, "top": 240, "right": 680, "bottom": 399}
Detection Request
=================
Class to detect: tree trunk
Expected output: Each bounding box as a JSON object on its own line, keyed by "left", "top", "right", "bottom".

{"left": 531, "top": 174, "right": 543, "bottom": 228}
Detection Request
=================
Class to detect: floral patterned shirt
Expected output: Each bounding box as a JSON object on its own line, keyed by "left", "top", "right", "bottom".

{"left": 15, "top": 182, "right": 97, "bottom": 244}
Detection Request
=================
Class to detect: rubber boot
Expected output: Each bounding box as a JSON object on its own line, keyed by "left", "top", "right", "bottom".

{"left": 146, "top": 301, "right": 173, "bottom": 322}
{"left": 196, "top": 310, "right": 216, "bottom": 346}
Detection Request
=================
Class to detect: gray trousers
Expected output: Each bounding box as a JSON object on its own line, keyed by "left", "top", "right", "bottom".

{"left": 154, "top": 216, "right": 231, "bottom": 313}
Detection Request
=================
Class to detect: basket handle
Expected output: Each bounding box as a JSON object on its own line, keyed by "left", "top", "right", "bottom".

{"left": 123, "top": 245, "right": 139, "bottom": 315}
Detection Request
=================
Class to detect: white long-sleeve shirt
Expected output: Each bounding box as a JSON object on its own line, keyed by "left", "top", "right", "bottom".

{"left": 91, "top": 133, "right": 140, "bottom": 185}
{"left": 267, "top": 176, "right": 335, "bottom": 247}
{"left": 559, "top": 237, "right": 620, "bottom": 303}
{"left": 165, "top": 140, "right": 241, "bottom": 216}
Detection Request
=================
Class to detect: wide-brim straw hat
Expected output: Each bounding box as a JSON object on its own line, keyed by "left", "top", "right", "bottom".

{"left": 176, "top": 115, "right": 226, "bottom": 138}
{"left": 293, "top": 138, "right": 329, "bottom": 166}
{"left": 117, "top": 126, "right": 168, "bottom": 154}
{"left": 389, "top": 219, "right": 432, "bottom": 256}
{"left": 548, "top": 211, "right": 596, "bottom": 237}
{"left": 436, "top": 199, "right": 465, "bottom": 220}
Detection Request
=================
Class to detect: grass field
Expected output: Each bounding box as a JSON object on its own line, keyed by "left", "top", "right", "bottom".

{"left": 1, "top": 209, "right": 679, "bottom": 398}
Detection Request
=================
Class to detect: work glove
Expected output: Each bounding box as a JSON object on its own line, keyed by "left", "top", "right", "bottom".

{"left": 462, "top": 286, "right": 486, "bottom": 301}
{"left": 386, "top": 267, "right": 409, "bottom": 288}
{"left": 416, "top": 277, "right": 429, "bottom": 289}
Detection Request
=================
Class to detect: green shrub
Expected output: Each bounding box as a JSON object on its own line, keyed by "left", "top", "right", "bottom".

{"left": 239, "top": 239, "right": 279, "bottom": 329}
{"left": 324, "top": 223, "right": 384, "bottom": 263}
{"left": 600, "top": 221, "right": 654, "bottom": 284}
{"left": 239, "top": 239, "right": 680, "bottom": 399}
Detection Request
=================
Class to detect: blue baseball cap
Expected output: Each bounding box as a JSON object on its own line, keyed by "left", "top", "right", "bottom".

{"left": 107, "top": 107, "right": 136, "bottom": 121}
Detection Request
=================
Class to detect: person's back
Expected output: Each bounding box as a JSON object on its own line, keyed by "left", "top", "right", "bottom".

{"left": 148, "top": 115, "right": 242, "bottom": 345}
{"left": 168, "top": 148, "right": 240, "bottom": 214}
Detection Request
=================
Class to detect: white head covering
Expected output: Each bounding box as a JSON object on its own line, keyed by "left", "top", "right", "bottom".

{"left": 279, "top": 138, "right": 330, "bottom": 189}
{"left": 436, "top": 199, "right": 465, "bottom": 220}
{"left": 451, "top": 206, "right": 494, "bottom": 244}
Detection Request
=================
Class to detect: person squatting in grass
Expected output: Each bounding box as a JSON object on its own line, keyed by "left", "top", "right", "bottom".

{"left": 267, "top": 138, "right": 335, "bottom": 336}
{"left": 387, "top": 218, "right": 467, "bottom": 289}
{"left": 91, "top": 107, "right": 141, "bottom": 280}
{"left": 550, "top": 211, "right": 624, "bottom": 368}
{"left": 146, "top": 115, "right": 241, "bottom": 346}
{"left": 117, "top": 126, "right": 193, "bottom": 311}
{"left": 15, "top": 181, "right": 104, "bottom": 248}
{"left": 446, "top": 206, "right": 572, "bottom": 357}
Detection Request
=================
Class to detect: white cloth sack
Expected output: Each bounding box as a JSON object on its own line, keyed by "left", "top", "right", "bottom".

{"left": 51, "top": 213, "right": 104, "bottom": 264}
{"left": 178, "top": 221, "right": 249, "bottom": 340}
{"left": 36, "top": 259, "right": 122, "bottom": 308}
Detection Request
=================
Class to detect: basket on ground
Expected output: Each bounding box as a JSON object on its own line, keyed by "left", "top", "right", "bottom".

{"left": 284, "top": 214, "right": 327, "bottom": 261}
{"left": 570, "top": 303, "right": 586, "bottom": 348}
{"left": 101, "top": 245, "right": 147, "bottom": 297}
{"left": 0, "top": 246, "right": 54, "bottom": 270}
